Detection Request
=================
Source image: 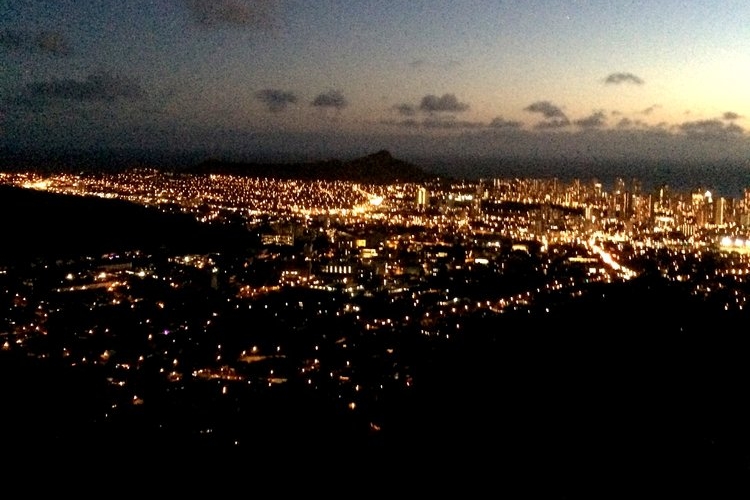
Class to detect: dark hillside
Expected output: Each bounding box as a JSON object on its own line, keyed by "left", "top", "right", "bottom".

{"left": 381, "top": 275, "right": 750, "bottom": 495}
{"left": 0, "top": 185, "right": 252, "bottom": 263}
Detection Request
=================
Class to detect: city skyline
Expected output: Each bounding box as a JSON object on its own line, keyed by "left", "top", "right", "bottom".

{"left": 2, "top": 163, "right": 750, "bottom": 488}
{"left": 2, "top": 1, "right": 750, "bottom": 166}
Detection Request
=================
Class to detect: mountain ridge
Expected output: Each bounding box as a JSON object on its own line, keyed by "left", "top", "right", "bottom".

{"left": 182, "top": 149, "right": 439, "bottom": 184}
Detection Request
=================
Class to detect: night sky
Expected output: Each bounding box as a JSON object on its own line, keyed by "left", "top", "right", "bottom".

{"left": 2, "top": 0, "right": 750, "bottom": 165}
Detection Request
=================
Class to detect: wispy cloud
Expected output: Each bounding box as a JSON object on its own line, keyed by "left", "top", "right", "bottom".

{"left": 524, "top": 100, "right": 569, "bottom": 128}
{"left": 574, "top": 111, "right": 606, "bottom": 129}
{"left": 382, "top": 116, "right": 484, "bottom": 129}
{"left": 0, "top": 29, "right": 71, "bottom": 55}
{"left": 679, "top": 119, "right": 744, "bottom": 139}
{"left": 182, "top": 0, "right": 278, "bottom": 28}
{"left": 534, "top": 119, "right": 570, "bottom": 129}
{"left": 616, "top": 117, "right": 633, "bottom": 128}
{"left": 311, "top": 89, "right": 347, "bottom": 109}
{"left": 255, "top": 89, "right": 297, "bottom": 112}
{"left": 381, "top": 118, "right": 420, "bottom": 128}
{"left": 422, "top": 116, "right": 483, "bottom": 129}
{"left": 15, "top": 72, "right": 143, "bottom": 105}
{"left": 604, "top": 72, "right": 644, "bottom": 85}
{"left": 419, "top": 94, "right": 469, "bottom": 113}
{"left": 524, "top": 101, "right": 566, "bottom": 119}
{"left": 488, "top": 117, "right": 523, "bottom": 129}
{"left": 394, "top": 103, "right": 417, "bottom": 116}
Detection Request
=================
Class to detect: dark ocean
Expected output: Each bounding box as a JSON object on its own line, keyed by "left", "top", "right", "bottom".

{"left": 416, "top": 157, "right": 750, "bottom": 200}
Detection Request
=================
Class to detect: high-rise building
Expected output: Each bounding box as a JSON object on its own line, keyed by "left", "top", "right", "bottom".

{"left": 416, "top": 186, "right": 429, "bottom": 210}
{"left": 714, "top": 197, "right": 726, "bottom": 226}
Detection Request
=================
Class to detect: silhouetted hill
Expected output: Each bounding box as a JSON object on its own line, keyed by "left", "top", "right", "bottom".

{"left": 380, "top": 274, "right": 750, "bottom": 495}
{"left": 184, "top": 150, "right": 438, "bottom": 184}
{"left": 0, "top": 185, "right": 253, "bottom": 263}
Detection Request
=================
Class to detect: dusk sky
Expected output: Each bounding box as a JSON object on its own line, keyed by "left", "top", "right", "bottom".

{"left": 2, "top": 0, "right": 750, "bottom": 166}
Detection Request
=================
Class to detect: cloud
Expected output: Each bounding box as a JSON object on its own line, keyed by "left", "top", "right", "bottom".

{"left": 642, "top": 104, "right": 661, "bottom": 115}
{"left": 183, "top": 0, "right": 278, "bottom": 28}
{"left": 380, "top": 118, "right": 420, "bottom": 128}
{"left": 534, "top": 118, "right": 570, "bottom": 129}
{"left": 422, "top": 116, "right": 483, "bottom": 129}
{"left": 574, "top": 111, "right": 606, "bottom": 129}
{"left": 311, "top": 90, "right": 347, "bottom": 109}
{"left": 392, "top": 93, "right": 469, "bottom": 117}
{"left": 524, "top": 101, "right": 567, "bottom": 119}
{"left": 524, "top": 100, "right": 570, "bottom": 128}
{"left": 419, "top": 94, "right": 469, "bottom": 113}
{"left": 14, "top": 72, "right": 144, "bottom": 105}
{"left": 255, "top": 89, "right": 297, "bottom": 112}
{"left": 0, "top": 29, "right": 71, "bottom": 55}
{"left": 36, "top": 32, "right": 71, "bottom": 55}
{"left": 409, "top": 59, "right": 426, "bottom": 69}
{"left": 723, "top": 111, "right": 742, "bottom": 120}
{"left": 604, "top": 72, "right": 644, "bottom": 85}
{"left": 678, "top": 119, "right": 744, "bottom": 139}
{"left": 616, "top": 118, "right": 632, "bottom": 128}
{"left": 381, "top": 116, "right": 485, "bottom": 130}
{"left": 394, "top": 103, "right": 417, "bottom": 116}
{"left": 488, "top": 117, "right": 523, "bottom": 129}
{"left": 616, "top": 118, "right": 650, "bottom": 129}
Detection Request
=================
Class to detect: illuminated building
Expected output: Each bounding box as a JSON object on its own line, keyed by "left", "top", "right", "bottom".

{"left": 416, "top": 186, "right": 429, "bottom": 211}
